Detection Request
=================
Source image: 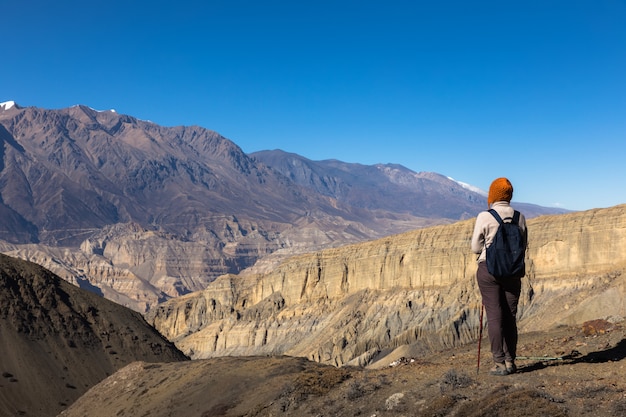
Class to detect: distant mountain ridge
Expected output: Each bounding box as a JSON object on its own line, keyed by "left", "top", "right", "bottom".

{"left": 251, "top": 150, "right": 482, "bottom": 219}
{"left": 0, "top": 102, "right": 568, "bottom": 310}
{"left": 251, "top": 150, "right": 565, "bottom": 220}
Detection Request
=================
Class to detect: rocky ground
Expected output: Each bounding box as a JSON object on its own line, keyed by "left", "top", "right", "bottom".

{"left": 60, "top": 318, "right": 626, "bottom": 417}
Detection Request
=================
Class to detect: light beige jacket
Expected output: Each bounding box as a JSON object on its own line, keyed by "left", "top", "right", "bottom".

{"left": 470, "top": 201, "right": 528, "bottom": 263}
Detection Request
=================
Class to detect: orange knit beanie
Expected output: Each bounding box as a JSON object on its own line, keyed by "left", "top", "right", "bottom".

{"left": 487, "top": 177, "right": 513, "bottom": 206}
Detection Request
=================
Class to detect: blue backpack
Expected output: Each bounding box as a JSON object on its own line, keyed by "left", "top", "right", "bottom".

{"left": 486, "top": 209, "right": 526, "bottom": 280}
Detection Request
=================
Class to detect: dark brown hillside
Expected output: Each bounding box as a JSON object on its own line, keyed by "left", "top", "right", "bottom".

{"left": 0, "top": 254, "right": 188, "bottom": 417}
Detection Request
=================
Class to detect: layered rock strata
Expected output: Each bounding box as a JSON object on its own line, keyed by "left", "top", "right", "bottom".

{"left": 148, "top": 205, "right": 626, "bottom": 366}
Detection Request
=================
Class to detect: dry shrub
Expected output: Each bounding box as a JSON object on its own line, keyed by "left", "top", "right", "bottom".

{"left": 440, "top": 369, "right": 473, "bottom": 392}
{"left": 293, "top": 367, "right": 351, "bottom": 397}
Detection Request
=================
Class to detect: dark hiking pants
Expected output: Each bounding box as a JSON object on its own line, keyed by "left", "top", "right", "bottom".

{"left": 476, "top": 261, "right": 521, "bottom": 364}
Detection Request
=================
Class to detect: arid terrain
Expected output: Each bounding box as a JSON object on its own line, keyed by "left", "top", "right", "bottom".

{"left": 0, "top": 203, "right": 624, "bottom": 416}
{"left": 60, "top": 318, "right": 626, "bottom": 417}
{"left": 0, "top": 104, "right": 623, "bottom": 417}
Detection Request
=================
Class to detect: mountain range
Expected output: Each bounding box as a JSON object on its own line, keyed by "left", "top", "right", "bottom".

{"left": 0, "top": 102, "right": 567, "bottom": 311}
{"left": 1, "top": 100, "right": 624, "bottom": 416}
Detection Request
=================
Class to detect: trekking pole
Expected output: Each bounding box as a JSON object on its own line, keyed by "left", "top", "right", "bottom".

{"left": 477, "top": 303, "right": 484, "bottom": 375}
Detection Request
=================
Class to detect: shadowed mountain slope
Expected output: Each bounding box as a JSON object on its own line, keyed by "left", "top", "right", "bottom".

{"left": 0, "top": 254, "right": 188, "bottom": 417}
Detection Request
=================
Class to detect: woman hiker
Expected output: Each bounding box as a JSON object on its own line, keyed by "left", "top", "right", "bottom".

{"left": 471, "top": 177, "right": 528, "bottom": 376}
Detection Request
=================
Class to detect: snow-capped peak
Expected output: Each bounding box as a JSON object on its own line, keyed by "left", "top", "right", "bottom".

{"left": 0, "top": 100, "right": 17, "bottom": 110}
{"left": 448, "top": 177, "right": 487, "bottom": 196}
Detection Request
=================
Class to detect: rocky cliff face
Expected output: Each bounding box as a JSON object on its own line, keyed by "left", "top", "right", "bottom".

{"left": 147, "top": 205, "right": 626, "bottom": 367}
{"left": 0, "top": 220, "right": 373, "bottom": 312}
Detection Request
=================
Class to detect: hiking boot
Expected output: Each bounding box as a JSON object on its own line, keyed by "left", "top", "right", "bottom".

{"left": 505, "top": 360, "right": 517, "bottom": 374}
{"left": 489, "top": 362, "right": 510, "bottom": 376}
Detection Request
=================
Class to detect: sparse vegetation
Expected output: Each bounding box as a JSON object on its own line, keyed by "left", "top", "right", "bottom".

{"left": 439, "top": 369, "right": 473, "bottom": 392}
{"left": 346, "top": 380, "right": 366, "bottom": 400}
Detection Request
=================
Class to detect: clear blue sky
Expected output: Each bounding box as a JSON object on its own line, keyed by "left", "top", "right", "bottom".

{"left": 3, "top": 0, "right": 625, "bottom": 211}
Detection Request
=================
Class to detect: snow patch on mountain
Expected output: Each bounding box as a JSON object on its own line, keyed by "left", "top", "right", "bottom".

{"left": 448, "top": 177, "right": 487, "bottom": 196}
{"left": 0, "top": 101, "right": 16, "bottom": 110}
{"left": 69, "top": 104, "right": 117, "bottom": 113}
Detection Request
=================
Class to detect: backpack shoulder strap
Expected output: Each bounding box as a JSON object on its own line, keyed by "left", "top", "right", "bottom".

{"left": 489, "top": 209, "right": 520, "bottom": 225}
{"left": 512, "top": 210, "right": 520, "bottom": 225}
{"left": 488, "top": 209, "right": 504, "bottom": 225}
